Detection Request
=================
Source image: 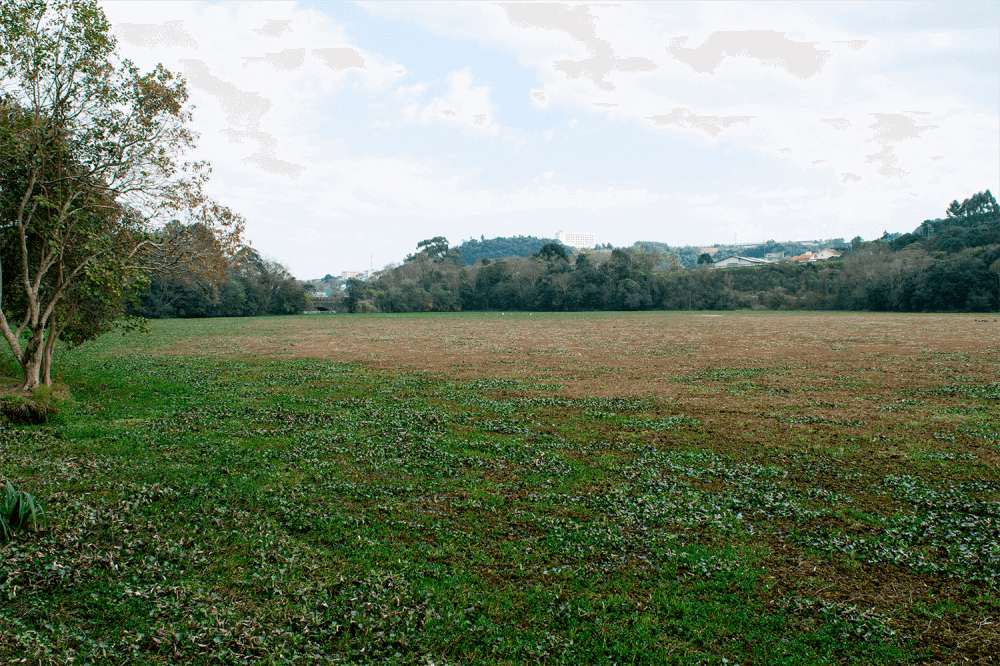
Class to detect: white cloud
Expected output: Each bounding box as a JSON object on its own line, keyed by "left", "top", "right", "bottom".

{"left": 400, "top": 67, "right": 500, "bottom": 135}
{"left": 98, "top": 1, "right": 998, "bottom": 276}
{"left": 360, "top": 1, "right": 995, "bottom": 189}
{"left": 928, "top": 32, "right": 953, "bottom": 48}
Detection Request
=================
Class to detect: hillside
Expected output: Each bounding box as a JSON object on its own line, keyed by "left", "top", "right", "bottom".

{"left": 456, "top": 235, "right": 563, "bottom": 265}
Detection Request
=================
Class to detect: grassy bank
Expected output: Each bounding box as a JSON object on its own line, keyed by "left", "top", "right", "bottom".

{"left": 1, "top": 315, "right": 998, "bottom": 664}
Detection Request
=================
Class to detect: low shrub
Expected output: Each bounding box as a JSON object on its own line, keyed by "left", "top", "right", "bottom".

{"left": 0, "top": 480, "right": 47, "bottom": 543}
{"left": 0, "top": 354, "right": 21, "bottom": 378}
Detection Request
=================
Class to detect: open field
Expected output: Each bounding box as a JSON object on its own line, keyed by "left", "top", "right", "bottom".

{"left": 1, "top": 311, "right": 999, "bottom": 664}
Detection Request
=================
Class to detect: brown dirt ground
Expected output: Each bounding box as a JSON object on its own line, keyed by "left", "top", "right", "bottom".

{"left": 163, "top": 311, "right": 1000, "bottom": 467}
{"left": 174, "top": 311, "right": 999, "bottom": 390}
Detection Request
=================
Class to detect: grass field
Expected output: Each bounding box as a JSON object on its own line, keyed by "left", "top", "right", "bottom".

{"left": 1, "top": 311, "right": 998, "bottom": 665}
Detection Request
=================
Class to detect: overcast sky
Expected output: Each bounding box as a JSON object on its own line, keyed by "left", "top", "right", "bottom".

{"left": 102, "top": 1, "right": 999, "bottom": 279}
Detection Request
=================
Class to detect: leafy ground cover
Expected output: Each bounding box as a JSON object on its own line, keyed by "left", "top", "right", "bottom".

{"left": 1, "top": 312, "right": 998, "bottom": 664}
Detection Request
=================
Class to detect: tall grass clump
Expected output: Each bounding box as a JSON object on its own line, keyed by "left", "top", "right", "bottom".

{"left": 0, "top": 481, "right": 47, "bottom": 542}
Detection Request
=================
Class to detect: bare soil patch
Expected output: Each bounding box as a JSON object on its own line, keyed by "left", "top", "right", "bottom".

{"left": 163, "top": 312, "right": 999, "bottom": 440}
{"left": 165, "top": 311, "right": 999, "bottom": 388}
{"left": 160, "top": 311, "right": 1000, "bottom": 461}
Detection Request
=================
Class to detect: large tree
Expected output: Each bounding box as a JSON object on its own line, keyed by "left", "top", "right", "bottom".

{"left": 0, "top": 0, "right": 243, "bottom": 389}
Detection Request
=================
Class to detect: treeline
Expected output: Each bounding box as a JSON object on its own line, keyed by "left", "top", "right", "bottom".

{"left": 346, "top": 191, "right": 1000, "bottom": 314}
{"left": 133, "top": 246, "right": 308, "bottom": 318}
{"left": 129, "top": 191, "right": 1000, "bottom": 318}
{"left": 891, "top": 191, "right": 1000, "bottom": 253}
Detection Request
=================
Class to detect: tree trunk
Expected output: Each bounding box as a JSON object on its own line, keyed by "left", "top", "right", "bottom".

{"left": 40, "top": 315, "right": 59, "bottom": 387}
{"left": 20, "top": 328, "right": 45, "bottom": 391}
{"left": 40, "top": 348, "right": 52, "bottom": 387}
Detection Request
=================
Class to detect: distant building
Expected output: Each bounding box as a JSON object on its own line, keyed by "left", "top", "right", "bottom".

{"left": 765, "top": 251, "right": 784, "bottom": 262}
{"left": 789, "top": 249, "right": 841, "bottom": 263}
{"left": 555, "top": 230, "right": 595, "bottom": 248}
{"left": 341, "top": 270, "right": 361, "bottom": 280}
{"left": 711, "top": 255, "right": 771, "bottom": 269}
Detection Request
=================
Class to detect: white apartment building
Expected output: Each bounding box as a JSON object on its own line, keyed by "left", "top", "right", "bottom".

{"left": 555, "top": 230, "right": 595, "bottom": 248}
{"left": 341, "top": 270, "right": 361, "bottom": 280}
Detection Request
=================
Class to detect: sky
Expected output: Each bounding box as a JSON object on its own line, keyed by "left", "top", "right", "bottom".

{"left": 101, "top": 1, "right": 999, "bottom": 279}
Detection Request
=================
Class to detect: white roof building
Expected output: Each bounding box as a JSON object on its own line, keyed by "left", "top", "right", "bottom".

{"left": 711, "top": 255, "right": 772, "bottom": 269}
{"left": 789, "top": 249, "right": 842, "bottom": 263}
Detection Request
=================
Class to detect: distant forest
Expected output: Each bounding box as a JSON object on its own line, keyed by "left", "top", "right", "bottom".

{"left": 133, "top": 247, "right": 308, "bottom": 318}
{"left": 343, "top": 191, "right": 999, "bottom": 314}
{"left": 136, "top": 190, "right": 999, "bottom": 317}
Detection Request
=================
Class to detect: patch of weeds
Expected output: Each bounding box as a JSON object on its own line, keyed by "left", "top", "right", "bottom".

{"left": 779, "top": 414, "right": 865, "bottom": 426}
{"left": 793, "top": 475, "right": 1000, "bottom": 582}
{"left": 673, "top": 365, "right": 793, "bottom": 385}
{"left": 777, "top": 596, "right": 898, "bottom": 643}
{"left": 0, "top": 355, "right": 22, "bottom": 379}
{"left": 0, "top": 480, "right": 47, "bottom": 542}
{"left": 806, "top": 401, "right": 842, "bottom": 408}
{"left": 456, "top": 377, "right": 564, "bottom": 392}
{"left": 957, "top": 424, "right": 999, "bottom": 441}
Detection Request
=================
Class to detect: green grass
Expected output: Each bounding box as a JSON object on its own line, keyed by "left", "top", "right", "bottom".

{"left": 0, "top": 316, "right": 997, "bottom": 664}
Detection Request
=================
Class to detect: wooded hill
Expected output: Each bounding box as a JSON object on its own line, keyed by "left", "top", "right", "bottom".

{"left": 455, "top": 235, "right": 564, "bottom": 265}
{"left": 345, "top": 191, "right": 999, "bottom": 314}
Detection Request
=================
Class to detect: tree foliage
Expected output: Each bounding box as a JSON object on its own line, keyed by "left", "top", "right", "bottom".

{"left": 134, "top": 245, "right": 307, "bottom": 319}
{"left": 892, "top": 190, "right": 999, "bottom": 254}
{"left": 0, "top": 0, "right": 244, "bottom": 388}
{"left": 407, "top": 236, "right": 464, "bottom": 265}
{"left": 455, "top": 235, "right": 564, "bottom": 266}
{"left": 536, "top": 242, "right": 568, "bottom": 262}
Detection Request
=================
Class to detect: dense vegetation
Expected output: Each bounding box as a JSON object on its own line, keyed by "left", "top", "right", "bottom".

{"left": 346, "top": 192, "right": 999, "bottom": 314}
{"left": 133, "top": 247, "right": 308, "bottom": 319}
{"left": 891, "top": 190, "right": 1000, "bottom": 254}
{"left": 125, "top": 192, "right": 998, "bottom": 320}
{"left": 455, "top": 235, "right": 564, "bottom": 265}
